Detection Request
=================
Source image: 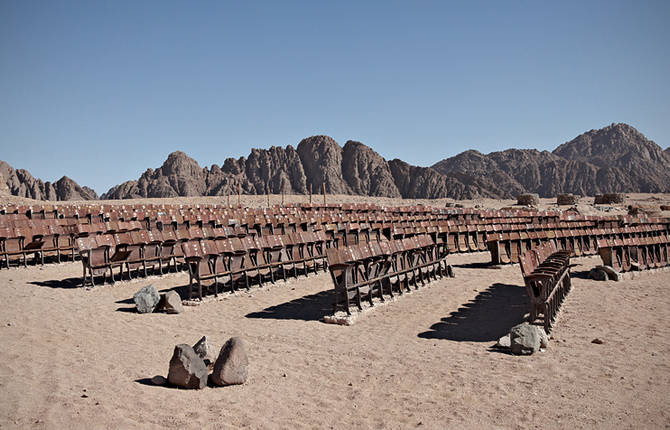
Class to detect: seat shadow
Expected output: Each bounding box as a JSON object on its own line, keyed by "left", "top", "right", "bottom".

{"left": 418, "top": 283, "right": 528, "bottom": 342}
{"left": 571, "top": 270, "right": 593, "bottom": 280}
{"left": 245, "top": 290, "right": 332, "bottom": 321}
{"left": 452, "top": 261, "right": 500, "bottom": 269}
{"left": 29, "top": 277, "right": 82, "bottom": 289}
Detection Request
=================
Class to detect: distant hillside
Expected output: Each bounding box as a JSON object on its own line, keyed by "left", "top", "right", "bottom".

{"left": 0, "top": 161, "right": 98, "bottom": 201}
{"left": 102, "top": 136, "right": 489, "bottom": 200}
{"left": 4, "top": 123, "right": 667, "bottom": 202}
{"left": 432, "top": 123, "right": 670, "bottom": 198}
{"left": 104, "top": 123, "right": 669, "bottom": 200}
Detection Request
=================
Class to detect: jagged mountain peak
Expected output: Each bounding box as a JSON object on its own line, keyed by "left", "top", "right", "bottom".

{"left": 553, "top": 122, "right": 666, "bottom": 165}
{"left": 431, "top": 122, "right": 669, "bottom": 198}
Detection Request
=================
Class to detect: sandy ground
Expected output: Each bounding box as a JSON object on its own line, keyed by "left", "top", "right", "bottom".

{"left": 1, "top": 249, "right": 669, "bottom": 429}
{"left": 1, "top": 193, "right": 669, "bottom": 429}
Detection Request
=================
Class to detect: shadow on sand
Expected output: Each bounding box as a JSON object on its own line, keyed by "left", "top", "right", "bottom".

{"left": 245, "top": 290, "right": 332, "bottom": 322}
{"left": 451, "top": 261, "right": 502, "bottom": 270}
{"left": 418, "top": 283, "right": 528, "bottom": 342}
{"left": 29, "top": 277, "right": 83, "bottom": 289}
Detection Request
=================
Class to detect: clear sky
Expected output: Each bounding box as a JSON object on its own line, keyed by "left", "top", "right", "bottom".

{"left": 1, "top": 0, "right": 669, "bottom": 194}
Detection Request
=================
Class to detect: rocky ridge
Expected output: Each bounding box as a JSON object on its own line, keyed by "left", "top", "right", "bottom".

{"left": 4, "top": 123, "right": 668, "bottom": 201}
{"left": 0, "top": 161, "right": 98, "bottom": 201}
{"left": 104, "top": 123, "right": 669, "bottom": 200}
{"left": 431, "top": 123, "right": 670, "bottom": 198}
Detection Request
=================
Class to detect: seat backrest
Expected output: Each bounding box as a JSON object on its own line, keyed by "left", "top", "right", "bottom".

{"left": 182, "top": 240, "right": 204, "bottom": 259}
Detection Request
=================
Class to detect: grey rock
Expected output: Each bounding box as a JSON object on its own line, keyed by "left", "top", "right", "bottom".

{"left": 133, "top": 285, "right": 161, "bottom": 313}
{"left": 193, "top": 336, "right": 215, "bottom": 365}
{"left": 510, "top": 322, "right": 548, "bottom": 355}
{"left": 167, "top": 344, "right": 208, "bottom": 389}
{"left": 160, "top": 290, "right": 183, "bottom": 314}
{"left": 211, "top": 337, "right": 249, "bottom": 386}
{"left": 496, "top": 334, "right": 511, "bottom": 349}
{"left": 151, "top": 375, "right": 167, "bottom": 386}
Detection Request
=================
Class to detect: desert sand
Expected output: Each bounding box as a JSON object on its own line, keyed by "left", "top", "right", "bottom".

{"left": 1, "top": 195, "right": 669, "bottom": 429}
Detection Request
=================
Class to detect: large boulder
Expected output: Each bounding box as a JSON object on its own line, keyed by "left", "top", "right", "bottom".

{"left": 167, "top": 344, "right": 208, "bottom": 389}
{"left": 517, "top": 193, "right": 540, "bottom": 206}
{"left": 133, "top": 285, "right": 160, "bottom": 313}
{"left": 595, "top": 193, "right": 625, "bottom": 204}
{"left": 159, "top": 290, "right": 184, "bottom": 314}
{"left": 211, "top": 337, "right": 249, "bottom": 386}
{"left": 557, "top": 193, "right": 578, "bottom": 205}
{"left": 510, "top": 322, "right": 548, "bottom": 355}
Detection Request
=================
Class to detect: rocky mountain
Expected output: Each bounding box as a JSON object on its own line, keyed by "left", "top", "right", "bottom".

{"left": 6, "top": 122, "right": 666, "bottom": 202}
{"left": 0, "top": 161, "right": 98, "bottom": 201}
{"left": 103, "top": 123, "right": 669, "bottom": 200}
{"left": 432, "top": 123, "right": 670, "bottom": 198}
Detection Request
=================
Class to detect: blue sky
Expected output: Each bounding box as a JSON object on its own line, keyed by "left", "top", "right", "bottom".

{"left": 1, "top": 1, "right": 669, "bottom": 194}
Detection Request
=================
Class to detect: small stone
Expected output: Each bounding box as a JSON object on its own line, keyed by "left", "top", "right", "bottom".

{"left": 167, "top": 344, "right": 208, "bottom": 389}
{"left": 192, "top": 336, "right": 215, "bottom": 365}
{"left": 591, "top": 338, "right": 604, "bottom": 345}
{"left": 496, "top": 334, "right": 511, "bottom": 349}
{"left": 211, "top": 337, "right": 249, "bottom": 386}
{"left": 540, "top": 332, "right": 549, "bottom": 349}
{"left": 133, "top": 285, "right": 161, "bottom": 314}
{"left": 160, "top": 291, "right": 184, "bottom": 314}
{"left": 151, "top": 375, "right": 167, "bottom": 386}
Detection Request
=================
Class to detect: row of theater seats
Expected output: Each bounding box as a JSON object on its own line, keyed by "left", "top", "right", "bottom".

{"left": 518, "top": 242, "right": 572, "bottom": 334}
{"left": 2, "top": 211, "right": 668, "bottom": 273}
{"left": 9, "top": 200, "right": 662, "bottom": 232}
{"left": 326, "top": 235, "right": 450, "bottom": 315}
{"left": 597, "top": 235, "right": 670, "bottom": 272}
{"left": 487, "top": 225, "right": 668, "bottom": 264}
{"left": 75, "top": 228, "right": 333, "bottom": 298}
{"left": 181, "top": 233, "right": 328, "bottom": 300}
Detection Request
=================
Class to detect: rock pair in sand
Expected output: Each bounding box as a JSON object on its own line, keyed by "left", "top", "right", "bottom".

{"left": 165, "top": 336, "right": 249, "bottom": 390}
{"left": 133, "top": 285, "right": 183, "bottom": 314}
